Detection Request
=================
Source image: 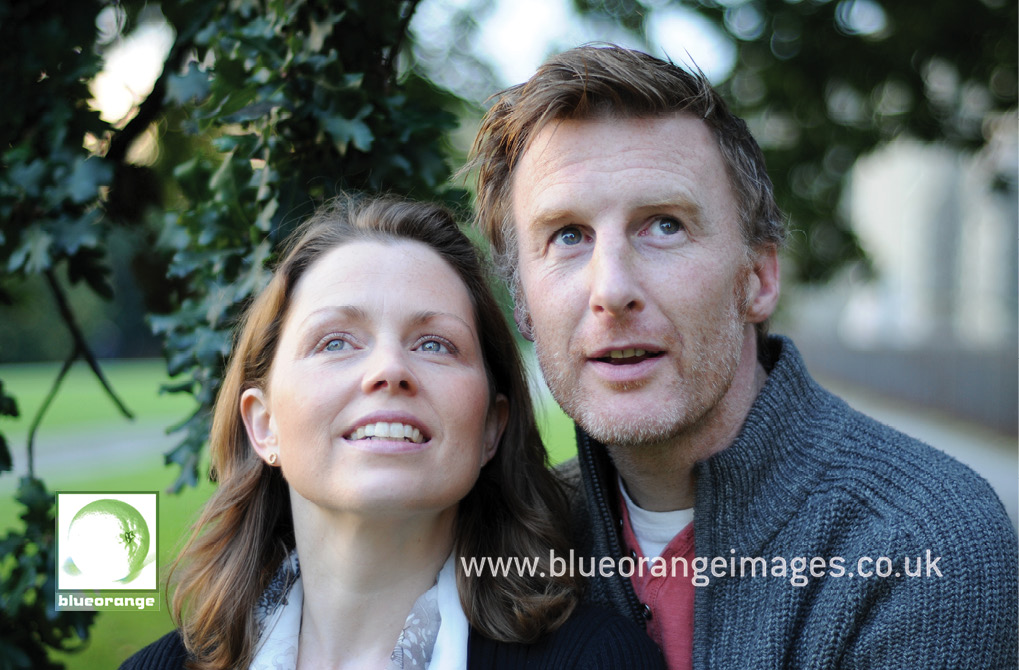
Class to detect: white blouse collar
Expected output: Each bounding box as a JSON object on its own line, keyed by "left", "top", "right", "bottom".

{"left": 249, "top": 552, "right": 468, "bottom": 670}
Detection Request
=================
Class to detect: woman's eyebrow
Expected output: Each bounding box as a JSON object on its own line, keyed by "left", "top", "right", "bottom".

{"left": 297, "top": 307, "right": 475, "bottom": 335}
{"left": 409, "top": 310, "right": 475, "bottom": 335}
{"left": 297, "top": 305, "right": 368, "bottom": 330}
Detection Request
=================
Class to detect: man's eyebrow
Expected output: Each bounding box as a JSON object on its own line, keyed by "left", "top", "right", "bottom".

{"left": 527, "top": 198, "right": 704, "bottom": 228}
{"left": 635, "top": 199, "right": 703, "bottom": 221}
{"left": 526, "top": 208, "right": 576, "bottom": 229}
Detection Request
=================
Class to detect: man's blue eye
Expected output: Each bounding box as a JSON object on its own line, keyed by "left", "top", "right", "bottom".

{"left": 654, "top": 218, "right": 681, "bottom": 235}
{"left": 556, "top": 226, "right": 583, "bottom": 246}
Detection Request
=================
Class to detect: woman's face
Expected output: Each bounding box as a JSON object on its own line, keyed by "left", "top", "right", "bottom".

{"left": 241, "top": 239, "right": 507, "bottom": 516}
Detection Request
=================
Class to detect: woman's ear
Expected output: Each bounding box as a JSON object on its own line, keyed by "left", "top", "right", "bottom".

{"left": 482, "top": 393, "right": 509, "bottom": 465}
{"left": 240, "top": 388, "right": 279, "bottom": 465}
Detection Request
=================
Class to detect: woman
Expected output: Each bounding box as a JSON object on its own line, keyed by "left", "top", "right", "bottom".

{"left": 122, "top": 197, "right": 663, "bottom": 669}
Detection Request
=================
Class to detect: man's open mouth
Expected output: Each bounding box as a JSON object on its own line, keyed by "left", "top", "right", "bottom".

{"left": 595, "top": 349, "right": 665, "bottom": 365}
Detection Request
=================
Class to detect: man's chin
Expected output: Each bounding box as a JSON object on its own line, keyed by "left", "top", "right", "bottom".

{"left": 570, "top": 406, "right": 690, "bottom": 449}
{"left": 544, "top": 379, "right": 681, "bottom": 446}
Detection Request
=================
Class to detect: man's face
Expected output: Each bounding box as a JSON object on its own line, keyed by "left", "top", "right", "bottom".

{"left": 509, "top": 114, "right": 776, "bottom": 447}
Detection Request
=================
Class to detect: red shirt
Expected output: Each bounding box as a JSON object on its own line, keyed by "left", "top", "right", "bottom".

{"left": 619, "top": 490, "right": 695, "bottom": 670}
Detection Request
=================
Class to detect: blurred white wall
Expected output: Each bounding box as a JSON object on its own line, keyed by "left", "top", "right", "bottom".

{"left": 783, "top": 115, "right": 1018, "bottom": 434}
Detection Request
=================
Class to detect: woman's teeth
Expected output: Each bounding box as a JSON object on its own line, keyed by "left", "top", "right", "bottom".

{"left": 348, "top": 422, "right": 424, "bottom": 443}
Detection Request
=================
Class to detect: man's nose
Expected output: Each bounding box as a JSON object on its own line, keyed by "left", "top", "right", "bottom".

{"left": 587, "top": 234, "right": 644, "bottom": 318}
{"left": 361, "top": 342, "right": 418, "bottom": 394}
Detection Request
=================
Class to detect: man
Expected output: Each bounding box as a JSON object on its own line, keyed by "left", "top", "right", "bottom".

{"left": 468, "top": 45, "right": 1017, "bottom": 669}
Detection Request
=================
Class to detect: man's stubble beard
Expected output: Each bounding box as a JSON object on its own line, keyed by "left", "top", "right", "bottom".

{"left": 530, "top": 265, "right": 752, "bottom": 449}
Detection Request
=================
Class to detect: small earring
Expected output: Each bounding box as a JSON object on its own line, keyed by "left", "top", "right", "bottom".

{"left": 267, "top": 453, "right": 278, "bottom": 466}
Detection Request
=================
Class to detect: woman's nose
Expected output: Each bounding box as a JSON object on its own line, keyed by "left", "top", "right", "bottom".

{"left": 361, "top": 343, "right": 418, "bottom": 394}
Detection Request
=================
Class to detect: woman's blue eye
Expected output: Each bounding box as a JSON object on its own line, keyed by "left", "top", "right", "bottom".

{"left": 418, "top": 339, "right": 449, "bottom": 354}
{"left": 555, "top": 226, "right": 583, "bottom": 246}
{"left": 324, "top": 339, "right": 348, "bottom": 352}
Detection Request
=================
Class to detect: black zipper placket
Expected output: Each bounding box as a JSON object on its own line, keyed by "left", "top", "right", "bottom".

{"left": 577, "top": 428, "right": 645, "bottom": 625}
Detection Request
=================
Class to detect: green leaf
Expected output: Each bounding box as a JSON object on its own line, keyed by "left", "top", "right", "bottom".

{"left": 0, "top": 381, "right": 19, "bottom": 418}
{"left": 172, "top": 158, "right": 213, "bottom": 202}
{"left": 159, "top": 379, "right": 196, "bottom": 395}
{"left": 254, "top": 197, "right": 278, "bottom": 232}
{"left": 165, "top": 437, "right": 203, "bottom": 491}
{"left": 307, "top": 15, "right": 335, "bottom": 52}
{"left": 16, "top": 477, "right": 53, "bottom": 529}
{"left": 7, "top": 159, "right": 47, "bottom": 197}
{"left": 0, "top": 435, "right": 12, "bottom": 472}
{"left": 222, "top": 100, "right": 279, "bottom": 123}
{"left": 193, "top": 326, "right": 232, "bottom": 365}
{"left": 7, "top": 227, "right": 53, "bottom": 275}
{"left": 157, "top": 213, "right": 193, "bottom": 252}
{"left": 166, "top": 67, "right": 211, "bottom": 105}
{"left": 209, "top": 150, "right": 239, "bottom": 197}
{"left": 323, "top": 113, "right": 374, "bottom": 154}
{"left": 205, "top": 84, "right": 259, "bottom": 121}
{"left": 232, "top": 239, "right": 273, "bottom": 300}
{"left": 67, "top": 157, "right": 113, "bottom": 204}
{"left": 66, "top": 248, "right": 114, "bottom": 300}
{"left": 54, "top": 212, "right": 100, "bottom": 255}
{"left": 203, "top": 283, "right": 235, "bottom": 326}
{"left": 147, "top": 315, "right": 177, "bottom": 336}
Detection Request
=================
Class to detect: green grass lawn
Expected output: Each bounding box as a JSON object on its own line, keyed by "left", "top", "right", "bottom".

{"left": 0, "top": 359, "right": 579, "bottom": 669}
{"left": 0, "top": 359, "right": 196, "bottom": 440}
{"left": 536, "top": 398, "right": 579, "bottom": 466}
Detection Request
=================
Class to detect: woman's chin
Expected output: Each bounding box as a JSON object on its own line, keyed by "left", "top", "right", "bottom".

{"left": 292, "top": 477, "right": 476, "bottom": 520}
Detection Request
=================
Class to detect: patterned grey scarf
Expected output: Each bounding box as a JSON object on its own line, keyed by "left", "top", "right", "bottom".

{"left": 252, "top": 551, "right": 443, "bottom": 670}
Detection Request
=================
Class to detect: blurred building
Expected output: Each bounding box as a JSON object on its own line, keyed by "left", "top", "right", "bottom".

{"left": 782, "top": 118, "right": 1018, "bottom": 435}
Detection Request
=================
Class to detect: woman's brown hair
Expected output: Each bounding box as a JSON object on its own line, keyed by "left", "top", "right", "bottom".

{"left": 168, "top": 195, "right": 580, "bottom": 669}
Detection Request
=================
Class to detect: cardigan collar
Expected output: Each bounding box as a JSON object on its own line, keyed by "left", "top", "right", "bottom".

{"left": 691, "top": 335, "right": 842, "bottom": 556}
{"left": 577, "top": 336, "right": 841, "bottom": 557}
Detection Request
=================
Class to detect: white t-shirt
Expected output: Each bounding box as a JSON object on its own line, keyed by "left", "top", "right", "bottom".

{"left": 619, "top": 476, "right": 694, "bottom": 559}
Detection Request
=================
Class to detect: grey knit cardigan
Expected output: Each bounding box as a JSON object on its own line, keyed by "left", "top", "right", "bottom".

{"left": 561, "top": 335, "right": 1018, "bottom": 669}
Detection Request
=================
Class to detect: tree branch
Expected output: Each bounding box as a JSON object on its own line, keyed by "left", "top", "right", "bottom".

{"left": 42, "top": 269, "right": 134, "bottom": 421}
{"left": 106, "top": 4, "right": 218, "bottom": 164}
{"left": 105, "top": 66, "right": 171, "bottom": 164}
{"left": 25, "top": 351, "right": 75, "bottom": 478}
{"left": 383, "top": 0, "right": 423, "bottom": 82}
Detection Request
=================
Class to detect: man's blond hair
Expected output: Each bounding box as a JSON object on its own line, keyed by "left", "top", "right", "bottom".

{"left": 467, "top": 44, "right": 786, "bottom": 311}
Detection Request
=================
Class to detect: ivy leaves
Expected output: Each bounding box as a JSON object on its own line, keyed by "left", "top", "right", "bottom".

{"left": 152, "top": 0, "right": 466, "bottom": 492}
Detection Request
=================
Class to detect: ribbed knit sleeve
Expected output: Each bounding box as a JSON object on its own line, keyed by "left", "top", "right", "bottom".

{"left": 691, "top": 336, "right": 1019, "bottom": 669}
